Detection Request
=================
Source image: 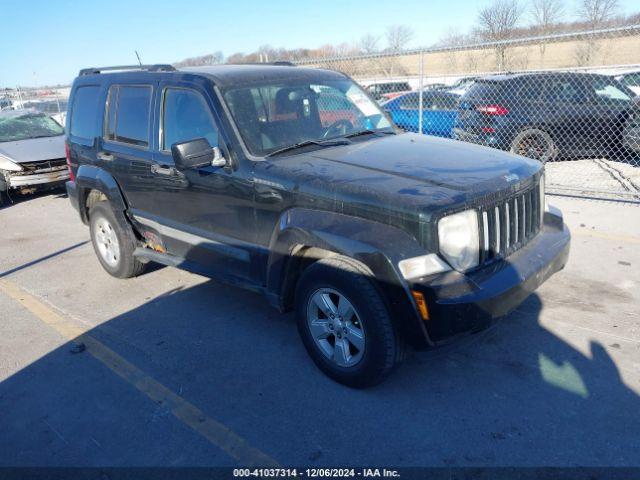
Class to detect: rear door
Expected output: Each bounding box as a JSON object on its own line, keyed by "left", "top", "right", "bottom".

{"left": 100, "top": 82, "right": 158, "bottom": 216}
{"left": 422, "top": 92, "right": 458, "bottom": 137}
{"left": 541, "top": 76, "right": 596, "bottom": 155}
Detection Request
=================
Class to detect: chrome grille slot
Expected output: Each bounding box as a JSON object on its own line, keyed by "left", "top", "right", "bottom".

{"left": 477, "top": 181, "right": 542, "bottom": 265}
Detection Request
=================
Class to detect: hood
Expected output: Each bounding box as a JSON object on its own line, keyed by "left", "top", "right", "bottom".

{"left": 0, "top": 134, "right": 66, "bottom": 163}
{"left": 260, "top": 133, "right": 543, "bottom": 220}
{"left": 308, "top": 133, "right": 540, "bottom": 194}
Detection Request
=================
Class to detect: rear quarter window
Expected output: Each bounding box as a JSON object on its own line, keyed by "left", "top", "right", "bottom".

{"left": 463, "top": 82, "right": 503, "bottom": 100}
{"left": 69, "top": 85, "right": 101, "bottom": 140}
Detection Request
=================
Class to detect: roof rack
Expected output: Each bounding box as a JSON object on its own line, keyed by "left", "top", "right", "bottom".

{"left": 79, "top": 64, "right": 176, "bottom": 76}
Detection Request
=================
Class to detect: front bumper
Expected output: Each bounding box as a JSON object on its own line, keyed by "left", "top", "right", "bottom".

{"left": 411, "top": 208, "right": 570, "bottom": 343}
{"left": 6, "top": 167, "right": 70, "bottom": 189}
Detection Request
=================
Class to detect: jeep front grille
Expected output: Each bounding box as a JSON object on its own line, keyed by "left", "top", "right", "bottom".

{"left": 478, "top": 182, "right": 542, "bottom": 264}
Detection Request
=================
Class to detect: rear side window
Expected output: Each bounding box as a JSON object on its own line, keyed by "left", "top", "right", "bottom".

{"left": 517, "top": 78, "right": 545, "bottom": 100}
{"left": 464, "top": 82, "right": 502, "bottom": 100}
{"left": 105, "top": 85, "right": 152, "bottom": 147}
{"left": 70, "top": 85, "right": 100, "bottom": 140}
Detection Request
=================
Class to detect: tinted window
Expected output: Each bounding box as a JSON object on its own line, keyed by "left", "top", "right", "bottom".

{"left": 399, "top": 93, "right": 419, "bottom": 110}
{"left": 425, "top": 93, "right": 458, "bottom": 110}
{"left": 518, "top": 78, "right": 545, "bottom": 100}
{"left": 545, "top": 79, "right": 592, "bottom": 103}
{"left": 620, "top": 73, "right": 640, "bottom": 87}
{"left": 105, "top": 85, "right": 152, "bottom": 146}
{"left": 162, "top": 89, "right": 218, "bottom": 150}
{"left": 464, "top": 81, "right": 502, "bottom": 100}
{"left": 70, "top": 85, "right": 100, "bottom": 139}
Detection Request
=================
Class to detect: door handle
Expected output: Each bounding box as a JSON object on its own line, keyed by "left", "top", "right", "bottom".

{"left": 151, "top": 164, "right": 175, "bottom": 176}
{"left": 97, "top": 151, "right": 114, "bottom": 162}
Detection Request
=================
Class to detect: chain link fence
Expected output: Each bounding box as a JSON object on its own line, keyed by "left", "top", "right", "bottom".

{"left": 286, "top": 25, "right": 640, "bottom": 201}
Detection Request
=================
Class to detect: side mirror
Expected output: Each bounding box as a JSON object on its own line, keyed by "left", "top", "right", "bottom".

{"left": 171, "top": 138, "right": 226, "bottom": 170}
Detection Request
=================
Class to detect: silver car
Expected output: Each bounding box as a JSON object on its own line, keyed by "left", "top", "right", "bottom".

{"left": 0, "top": 109, "right": 68, "bottom": 205}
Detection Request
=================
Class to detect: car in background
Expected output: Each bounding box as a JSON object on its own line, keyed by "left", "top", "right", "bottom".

{"left": 623, "top": 105, "right": 640, "bottom": 154}
{"left": 383, "top": 90, "right": 459, "bottom": 137}
{"left": 453, "top": 72, "right": 636, "bottom": 162}
{"left": 22, "top": 99, "right": 68, "bottom": 126}
{"left": 0, "top": 97, "right": 13, "bottom": 111}
{"left": 616, "top": 71, "right": 640, "bottom": 96}
{"left": 0, "top": 109, "right": 68, "bottom": 206}
{"left": 447, "top": 76, "right": 478, "bottom": 96}
{"left": 365, "top": 81, "right": 411, "bottom": 102}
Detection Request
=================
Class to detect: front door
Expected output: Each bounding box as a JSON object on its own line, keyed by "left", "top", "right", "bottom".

{"left": 143, "top": 82, "right": 257, "bottom": 282}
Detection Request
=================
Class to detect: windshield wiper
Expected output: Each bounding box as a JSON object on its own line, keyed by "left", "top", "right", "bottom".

{"left": 265, "top": 138, "right": 351, "bottom": 157}
{"left": 343, "top": 129, "right": 395, "bottom": 139}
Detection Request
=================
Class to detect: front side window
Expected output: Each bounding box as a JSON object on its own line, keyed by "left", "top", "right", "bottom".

{"left": 162, "top": 88, "right": 218, "bottom": 150}
{"left": 70, "top": 85, "right": 100, "bottom": 139}
{"left": 223, "top": 78, "right": 392, "bottom": 156}
{"left": 105, "top": 85, "right": 152, "bottom": 147}
{"left": 0, "top": 112, "right": 64, "bottom": 143}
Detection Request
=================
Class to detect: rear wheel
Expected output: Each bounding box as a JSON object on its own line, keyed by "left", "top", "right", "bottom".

{"left": 89, "top": 202, "right": 145, "bottom": 278}
{"left": 295, "top": 255, "right": 403, "bottom": 388}
{"left": 0, "top": 190, "right": 8, "bottom": 208}
{"left": 510, "top": 128, "right": 557, "bottom": 163}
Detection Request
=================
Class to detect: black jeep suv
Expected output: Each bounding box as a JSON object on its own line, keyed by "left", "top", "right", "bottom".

{"left": 65, "top": 64, "right": 570, "bottom": 387}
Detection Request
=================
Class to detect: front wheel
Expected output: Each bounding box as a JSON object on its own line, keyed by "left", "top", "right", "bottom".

{"left": 510, "top": 128, "right": 557, "bottom": 163}
{"left": 295, "top": 255, "right": 403, "bottom": 388}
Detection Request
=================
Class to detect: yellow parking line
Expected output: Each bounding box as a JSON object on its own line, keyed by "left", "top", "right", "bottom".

{"left": 0, "top": 277, "right": 278, "bottom": 467}
{"left": 572, "top": 229, "right": 640, "bottom": 245}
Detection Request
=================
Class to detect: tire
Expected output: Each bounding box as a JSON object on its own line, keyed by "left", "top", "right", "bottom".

{"left": 89, "top": 201, "right": 146, "bottom": 279}
{"left": 510, "top": 128, "right": 557, "bottom": 163}
{"left": 295, "top": 255, "right": 403, "bottom": 388}
{"left": 0, "top": 190, "right": 8, "bottom": 208}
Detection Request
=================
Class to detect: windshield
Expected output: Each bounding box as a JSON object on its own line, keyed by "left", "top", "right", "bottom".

{"left": 223, "top": 78, "right": 393, "bottom": 156}
{"left": 0, "top": 113, "right": 64, "bottom": 142}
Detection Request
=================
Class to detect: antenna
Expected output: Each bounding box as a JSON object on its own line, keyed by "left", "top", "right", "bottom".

{"left": 135, "top": 50, "right": 143, "bottom": 67}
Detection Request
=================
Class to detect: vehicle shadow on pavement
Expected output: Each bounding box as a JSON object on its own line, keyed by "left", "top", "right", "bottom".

{"left": 0, "top": 187, "right": 67, "bottom": 210}
{"left": 0, "top": 256, "right": 639, "bottom": 467}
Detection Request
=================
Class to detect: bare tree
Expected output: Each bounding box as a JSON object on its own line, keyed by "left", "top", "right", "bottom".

{"left": 359, "top": 34, "right": 380, "bottom": 54}
{"left": 573, "top": 0, "right": 618, "bottom": 67}
{"left": 477, "top": 0, "right": 524, "bottom": 70}
{"left": 577, "top": 0, "right": 619, "bottom": 29}
{"left": 385, "top": 25, "right": 414, "bottom": 52}
{"left": 530, "top": 0, "right": 564, "bottom": 63}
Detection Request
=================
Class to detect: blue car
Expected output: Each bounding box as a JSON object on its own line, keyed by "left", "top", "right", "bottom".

{"left": 383, "top": 90, "right": 460, "bottom": 137}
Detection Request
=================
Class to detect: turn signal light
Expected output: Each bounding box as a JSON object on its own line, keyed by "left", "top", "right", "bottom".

{"left": 411, "top": 290, "right": 430, "bottom": 321}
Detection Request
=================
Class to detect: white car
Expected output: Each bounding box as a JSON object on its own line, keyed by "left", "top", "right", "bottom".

{"left": 0, "top": 109, "right": 68, "bottom": 206}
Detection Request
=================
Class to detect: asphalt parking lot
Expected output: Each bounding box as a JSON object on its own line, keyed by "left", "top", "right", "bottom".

{"left": 0, "top": 190, "right": 639, "bottom": 467}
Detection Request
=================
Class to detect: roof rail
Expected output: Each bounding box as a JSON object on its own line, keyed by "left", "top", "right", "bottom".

{"left": 224, "top": 61, "right": 296, "bottom": 67}
{"left": 79, "top": 64, "right": 176, "bottom": 76}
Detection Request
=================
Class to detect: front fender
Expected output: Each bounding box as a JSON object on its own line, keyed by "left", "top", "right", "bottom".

{"left": 75, "top": 165, "right": 127, "bottom": 223}
{"left": 266, "top": 208, "right": 433, "bottom": 347}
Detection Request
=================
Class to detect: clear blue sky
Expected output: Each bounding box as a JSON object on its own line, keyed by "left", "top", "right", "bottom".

{"left": 1, "top": 0, "right": 638, "bottom": 87}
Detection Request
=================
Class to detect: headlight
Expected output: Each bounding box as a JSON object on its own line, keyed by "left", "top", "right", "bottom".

{"left": 0, "top": 154, "right": 22, "bottom": 172}
{"left": 438, "top": 209, "right": 479, "bottom": 271}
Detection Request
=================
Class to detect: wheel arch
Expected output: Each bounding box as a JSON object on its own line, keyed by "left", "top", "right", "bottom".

{"left": 265, "top": 208, "right": 433, "bottom": 348}
{"left": 75, "top": 165, "right": 128, "bottom": 224}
